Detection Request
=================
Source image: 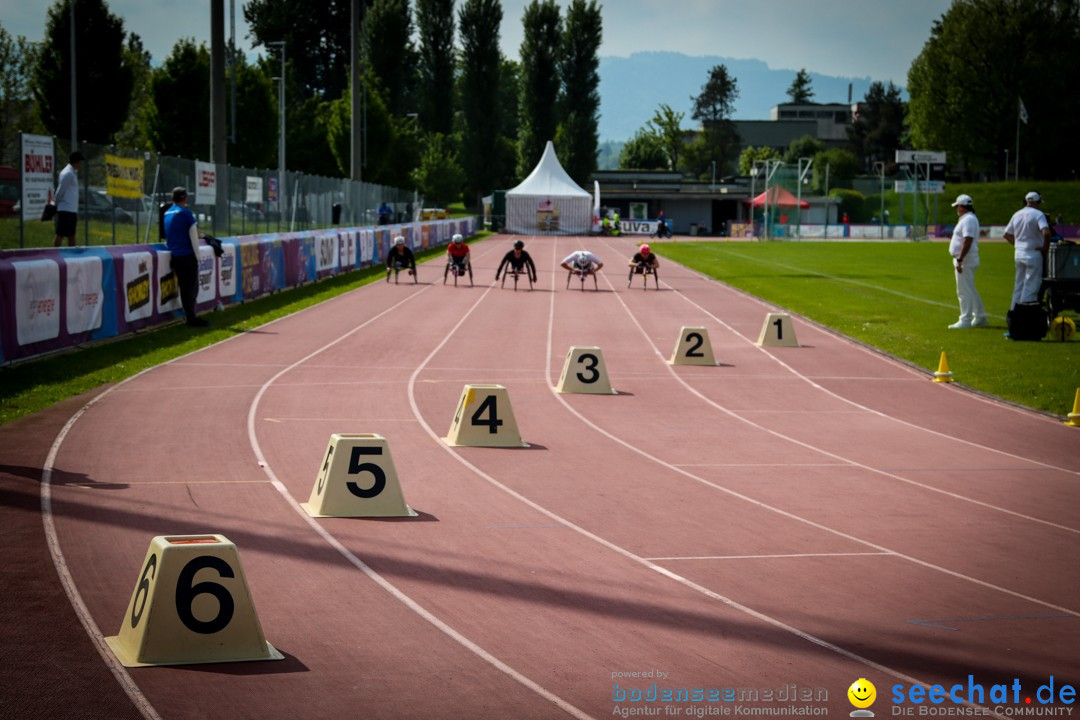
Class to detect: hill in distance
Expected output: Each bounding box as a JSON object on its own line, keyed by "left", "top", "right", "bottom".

{"left": 597, "top": 51, "right": 893, "bottom": 143}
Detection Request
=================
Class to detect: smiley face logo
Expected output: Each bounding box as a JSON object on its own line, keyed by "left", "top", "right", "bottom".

{"left": 848, "top": 678, "right": 877, "bottom": 709}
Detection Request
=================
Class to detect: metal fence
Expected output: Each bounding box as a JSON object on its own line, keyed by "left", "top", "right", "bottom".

{"left": 17, "top": 136, "right": 418, "bottom": 247}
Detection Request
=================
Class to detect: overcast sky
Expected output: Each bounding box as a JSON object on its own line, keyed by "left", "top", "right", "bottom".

{"left": 3, "top": 0, "right": 952, "bottom": 86}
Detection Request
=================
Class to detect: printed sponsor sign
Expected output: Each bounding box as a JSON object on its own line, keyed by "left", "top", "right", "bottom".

{"left": 20, "top": 134, "right": 54, "bottom": 221}
{"left": 360, "top": 229, "right": 374, "bottom": 263}
{"left": 316, "top": 232, "right": 339, "bottom": 273}
{"left": 619, "top": 220, "right": 658, "bottom": 235}
{"left": 13, "top": 259, "right": 60, "bottom": 346}
{"left": 218, "top": 243, "right": 237, "bottom": 298}
{"left": 65, "top": 256, "right": 104, "bottom": 334}
{"left": 196, "top": 246, "right": 216, "bottom": 304}
{"left": 195, "top": 161, "right": 217, "bottom": 205}
{"left": 122, "top": 252, "right": 154, "bottom": 323}
{"left": 339, "top": 231, "right": 356, "bottom": 268}
{"left": 156, "top": 251, "right": 182, "bottom": 313}
{"left": 246, "top": 176, "right": 263, "bottom": 203}
{"left": 105, "top": 154, "right": 145, "bottom": 199}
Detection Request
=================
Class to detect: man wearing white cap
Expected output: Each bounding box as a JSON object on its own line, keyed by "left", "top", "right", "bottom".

{"left": 947, "top": 194, "right": 986, "bottom": 329}
{"left": 1003, "top": 191, "right": 1051, "bottom": 308}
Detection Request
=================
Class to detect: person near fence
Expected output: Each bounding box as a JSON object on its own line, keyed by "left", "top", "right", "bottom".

{"left": 163, "top": 187, "right": 210, "bottom": 328}
{"left": 947, "top": 194, "right": 987, "bottom": 329}
{"left": 53, "top": 151, "right": 84, "bottom": 247}
{"left": 1003, "top": 191, "right": 1052, "bottom": 308}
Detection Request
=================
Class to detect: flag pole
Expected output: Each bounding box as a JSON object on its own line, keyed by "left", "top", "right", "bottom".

{"left": 1015, "top": 98, "right": 1022, "bottom": 182}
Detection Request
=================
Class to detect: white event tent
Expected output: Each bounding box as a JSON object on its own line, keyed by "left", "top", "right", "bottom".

{"left": 506, "top": 141, "right": 592, "bottom": 235}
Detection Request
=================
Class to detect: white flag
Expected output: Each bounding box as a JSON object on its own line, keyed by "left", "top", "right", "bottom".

{"left": 1019, "top": 97, "right": 1029, "bottom": 124}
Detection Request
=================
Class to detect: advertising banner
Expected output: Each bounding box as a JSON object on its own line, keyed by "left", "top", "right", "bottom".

{"left": 105, "top": 154, "right": 145, "bottom": 199}
{"left": 360, "top": 229, "right": 375, "bottom": 264}
{"left": 218, "top": 242, "right": 238, "bottom": 300}
{"left": 122, "top": 251, "right": 154, "bottom": 324}
{"left": 20, "top": 134, "right": 54, "bottom": 221}
{"left": 195, "top": 161, "right": 217, "bottom": 205}
{"left": 195, "top": 246, "right": 216, "bottom": 306}
{"left": 156, "top": 251, "right": 182, "bottom": 314}
{"left": 13, "top": 258, "right": 60, "bottom": 346}
{"left": 239, "top": 239, "right": 270, "bottom": 298}
{"left": 64, "top": 255, "right": 104, "bottom": 334}
{"left": 246, "top": 176, "right": 264, "bottom": 204}
{"left": 315, "top": 231, "right": 339, "bottom": 275}
{"left": 339, "top": 231, "right": 356, "bottom": 269}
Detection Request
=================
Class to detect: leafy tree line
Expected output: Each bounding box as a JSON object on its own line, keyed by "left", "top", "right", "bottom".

{"left": 2, "top": 0, "right": 605, "bottom": 210}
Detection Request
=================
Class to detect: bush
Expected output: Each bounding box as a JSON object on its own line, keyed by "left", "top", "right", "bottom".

{"left": 830, "top": 188, "right": 866, "bottom": 222}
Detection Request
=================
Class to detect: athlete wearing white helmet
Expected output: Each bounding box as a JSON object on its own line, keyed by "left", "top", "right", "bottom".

{"left": 386, "top": 235, "right": 415, "bottom": 280}
{"left": 560, "top": 250, "right": 602, "bottom": 275}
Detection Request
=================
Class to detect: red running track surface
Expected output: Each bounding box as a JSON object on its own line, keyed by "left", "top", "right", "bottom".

{"left": 3, "top": 234, "right": 1078, "bottom": 720}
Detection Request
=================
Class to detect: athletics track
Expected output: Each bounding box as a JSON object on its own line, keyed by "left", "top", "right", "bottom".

{"left": 1, "top": 234, "right": 1077, "bottom": 720}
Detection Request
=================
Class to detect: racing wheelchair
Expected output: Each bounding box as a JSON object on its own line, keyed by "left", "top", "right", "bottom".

{"left": 444, "top": 257, "right": 473, "bottom": 287}
{"left": 567, "top": 266, "right": 599, "bottom": 291}
{"left": 628, "top": 262, "right": 660, "bottom": 290}
{"left": 500, "top": 267, "right": 534, "bottom": 291}
{"left": 387, "top": 262, "right": 417, "bottom": 284}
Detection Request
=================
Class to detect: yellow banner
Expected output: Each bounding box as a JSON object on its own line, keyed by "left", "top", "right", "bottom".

{"left": 105, "top": 154, "right": 145, "bottom": 199}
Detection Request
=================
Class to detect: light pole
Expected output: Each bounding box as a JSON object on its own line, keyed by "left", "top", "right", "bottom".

{"left": 268, "top": 41, "right": 286, "bottom": 230}
{"left": 797, "top": 157, "right": 812, "bottom": 239}
{"left": 873, "top": 161, "right": 885, "bottom": 239}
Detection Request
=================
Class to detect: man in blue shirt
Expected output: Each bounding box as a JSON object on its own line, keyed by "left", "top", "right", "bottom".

{"left": 163, "top": 187, "right": 209, "bottom": 327}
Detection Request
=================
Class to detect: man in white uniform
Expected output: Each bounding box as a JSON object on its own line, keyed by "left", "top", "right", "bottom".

{"left": 947, "top": 194, "right": 987, "bottom": 329}
{"left": 53, "top": 151, "right": 84, "bottom": 247}
{"left": 1003, "top": 191, "right": 1051, "bottom": 308}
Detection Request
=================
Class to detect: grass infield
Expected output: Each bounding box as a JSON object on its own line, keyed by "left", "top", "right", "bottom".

{"left": 1, "top": 236, "right": 1077, "bottom": 425}
{"left": 658, "top": 240, "right": 1079, "bottom": 418}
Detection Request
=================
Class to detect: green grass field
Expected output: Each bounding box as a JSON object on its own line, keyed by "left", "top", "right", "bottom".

{"left": 1, "top": 236, "right": 1077, "bottom": 426}
{"left": 863, "top": 181, "right": 1080, "bottom": 228}
{"left": 657, "top": 240, "right": 1079, "bottom": 417}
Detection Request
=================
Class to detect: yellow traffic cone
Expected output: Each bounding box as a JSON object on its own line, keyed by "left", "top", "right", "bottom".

{"left": 932, "top": 351, "right": 954, "bottom": 383}
{"left": 1065, "top": 389, "right": 1080, "bottom": 427}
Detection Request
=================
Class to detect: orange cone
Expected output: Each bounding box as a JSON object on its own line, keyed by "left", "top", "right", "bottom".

{"left": 1066, "top": 389, "right": 1080, "bottom": 427}
{"left": 932, "top": 352, "right": 954, "bottom": 383}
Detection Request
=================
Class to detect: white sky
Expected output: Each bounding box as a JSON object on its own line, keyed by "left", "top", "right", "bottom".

{"left": 2, "top": 0, "right": 951, "bottom": 87}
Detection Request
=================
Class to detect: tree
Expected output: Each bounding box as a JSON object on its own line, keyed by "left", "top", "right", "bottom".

{"left": 688, "top": 64, "right": 740, "bottom": 178}
{"left": 556, "top": 0, "right": 602, "bottom": 186}
{"left": 244, "top": 0, "right": 349, "bottom": 100}
{"left": 411, "top": 132, "right": 465, "bottom": 205}
{"left": 459, "top": 0, "right": 504, "bottom": 207}
{"left": 786, "top": 68, "right": 814, "bottom": 103}
{"left": 647, "top": 104, "right": 684, "bottom": 172}
{"left": 366, "top": 0, "right": 417, "bottom": 117}
{"left": 517, "top": 0, "right": 562, "bottom": 177}
{"left": 619, "top": 128, "right": 666, "bottom": 170}
{"left": 907, "top": 0, "right": 1080, "bottom": 179}
{"left": 783, "top": 134, "right": 825, "bottom": 165}
{"left": 811, "top": 147, "right": 859, "bottom": 191}
{"left": 148, "top": 39, "right": 210, "bottom": 159}
{"left": 34, "top": 0, "right": 134, "bottom": 144}
{"left": 738, "top": 145, "right": 781, "bottom": 176}
{"left": 416, "top": 0, "right": 455, "bottom": 136}
{"left": 0, "top": 24, "right": 43, "bottom": 165}
{"left": 113, "top": 34, "right": 153, "bottom": 151}
{"left": 847, "top": 81, "right": 905, "bottom": 171}
{"left": 229, "top": 56, "right": 278, "bottom": 169}
{"left": 327, "top": 74, "right": 395, "bottom": 182}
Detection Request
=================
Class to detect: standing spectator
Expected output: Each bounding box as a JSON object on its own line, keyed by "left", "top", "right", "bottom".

{"left": 53, "top": 151, "right": 84, "bottom": 247}
{"left": 1003, "top": 191, "right": 1052, "bottom": 308}
{"left": 163, "top": 187, "right": 209, "bottom": 328}
{"left": 946, "top": 194, "right": 987, "bottom": 329}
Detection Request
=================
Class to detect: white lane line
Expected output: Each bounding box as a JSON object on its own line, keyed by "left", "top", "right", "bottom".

{"left": 38, "top": 255, "right": 484, "bottom": 720}
{"left": 400, "top": 237, "right": 999, "bottom": 715}
{"left": 248, "top": 242, "right": 595, "bottom": 720}
{"left": 599, "top": 238, "right": 1080, "bottom": 534}
{"left": 645, "top": 552, "right": 894, "bottom": 561}
{"left": 581, "top": 245, "right": 1079, "bottom": 614}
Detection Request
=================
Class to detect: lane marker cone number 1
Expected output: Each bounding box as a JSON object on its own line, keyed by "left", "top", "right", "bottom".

{"left": 302, "top": 433, "right": 417, "bottom": 517}
{"left": 105, "top": 535, "right": 283, "bottom": 667}
{"left": 444, "top": 384, "right": 527, "bottom": 447}
{"left": 757, "top": 313, "right": 799, "bottom": 347}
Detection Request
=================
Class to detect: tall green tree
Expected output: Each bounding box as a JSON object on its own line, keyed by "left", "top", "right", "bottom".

{"left": 459, "top": 0, "right": 505, "bottom": 207}
{"left": 847, "top": 81, "right": 905, "bottom": 171}
{"left": 366, "top": 0, "right": 417, "bottom": 117}
{"left": 619, "top": 128, "right": 666, "bottom": 170}
{"left": 647, "top": 103, "right": 684, "bottom": 171}
{"left": 786, "top": 68, "right": 814, "bottom": 103}
{"left": 908, "top": 0, "right": 1080, "bottom": 179}
{"left": 411, "top": 132, "right": 465, "bottom": 205}
{"left": 244, "top": 0, "right": 350, "bottom": 100}
{"left": 416, "top": 0, "right": 455, "bottom": 135}
{"left": 687, "top": 64, "right": 740, "bottom": 178}
{"left": 783, "top": 134, "right": 825, "bottom": 165}
{"left": 556, "top": 0, "right": 601, "bottom": 186}
{"left": 113, "top": 33, "right": 153, "bottom": 151}
{"left": 327, "top": 73, "right": 395, "bottom": 182}
{"left": 517, "top": 0, "right": 562, "bottom": 177}
{"left": 34, "top": 0, "right": 134, "bottom": 144}
{"left": 148, "top": 39, "right": 210, "bottom": 159}
{"left": 738, "top": 145, "right": 781, "bottom": 176}
{"left": 229, "top": 55, "right": 278, "bottom": 169}
{"left": 0, "top": 24, "right": 43, "bottom": 165}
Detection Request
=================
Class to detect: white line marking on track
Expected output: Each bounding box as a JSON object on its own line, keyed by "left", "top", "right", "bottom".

{"left": 645, "top": 552, "right": 894, "bottom": 561}
{"left": 597, "top": 238, "right": 1080, "bottom": 535}
{"left": 246, "top": 242, "right": 596, "bottom": 720}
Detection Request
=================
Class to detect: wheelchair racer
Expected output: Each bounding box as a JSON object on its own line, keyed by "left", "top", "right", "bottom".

{"left": 628, "top": 243, "right": 660, "bottom": 276}
{"left": 446, "top": 233, "right": 471, "bottom": 275}
{"left": 385, "top": 236, "right": 416, "bottom": 280}
{"left": 561, "top": 249, "right": 603, "bottom": 276}
{"left": 495, "top": 240, "right": 538, "bottom": 283}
